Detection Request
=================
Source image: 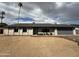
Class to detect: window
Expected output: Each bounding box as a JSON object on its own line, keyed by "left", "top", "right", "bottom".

{"left": 42, "top": 28, "right": 49, "bottom": 32}
{"left": 57, "top": 27, "right": 73, "bottom": 31}
{"left": 14, "top": 28, "right": 18, "bottom": 32}
{"left": 23, "top": 28, "right": 27, "bottom": 32}
{"left": 0, "top": 29, "right": 3, "bottom": 34}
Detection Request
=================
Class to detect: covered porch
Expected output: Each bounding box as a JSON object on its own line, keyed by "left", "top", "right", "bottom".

{"left": 33, "top": 27, "right": 57, "bottom": 35}
{"left": 33, "top": 27, "right": 75, "bottom": 36}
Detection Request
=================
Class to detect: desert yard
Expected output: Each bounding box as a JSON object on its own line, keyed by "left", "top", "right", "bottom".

{"left": 0, "top": 35, "right": 79, "bottom": 57}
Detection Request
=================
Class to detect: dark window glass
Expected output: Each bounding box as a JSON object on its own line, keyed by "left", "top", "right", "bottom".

{"left": 42, "top": 28, "right": 49, "bottom": 32}
{"left": 23, "top": 28, "right": 27, "bottom": 32}
{"left": 57, "top": 27, "right": 73, "bottom": 31}
{"left": 0, "top": 29, "right": 3, "bottom": 34}
{"left": 14, "top": 28, "right": 18, "bottom": 32}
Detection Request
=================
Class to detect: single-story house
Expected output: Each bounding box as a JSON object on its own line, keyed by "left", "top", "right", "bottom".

{"left": 0, "top": 23, "right": 79, "bottom": 36}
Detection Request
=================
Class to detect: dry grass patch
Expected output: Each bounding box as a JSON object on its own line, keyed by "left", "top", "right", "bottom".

{"left": 0, "top": 36, "right": 79, "bottom": 56}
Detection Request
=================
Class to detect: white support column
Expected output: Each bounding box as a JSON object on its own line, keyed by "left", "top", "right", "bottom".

{"left": 28, "top": 28, "right": 33, "bottom": 35}
{"left": 8, "top": 29, "right": 14, "bottom": 35}
{"left": 3, "top": 28, "right": 8, "bottom": 35}
{"left": 73, "top": 28, "right": 76, "bottom": 35}
{"left": 19, "top": 29, "right": 22, "bottom": 35}
{"left": 54, "top": 28, "right": 58, "bottom": 36}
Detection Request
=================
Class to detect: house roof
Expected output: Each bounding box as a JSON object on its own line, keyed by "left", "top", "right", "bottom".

{"left": 0, "top": 23, "right": 79, "bottom": 28}
{"left": 7, "top": 23, "right": 76, "bottom": 28}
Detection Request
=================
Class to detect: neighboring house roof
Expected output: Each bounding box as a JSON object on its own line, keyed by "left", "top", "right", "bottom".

{"left": 0, "top": 23, "right": 8, "bottom": 27}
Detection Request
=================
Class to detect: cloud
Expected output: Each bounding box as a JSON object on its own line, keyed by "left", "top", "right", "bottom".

{"left": 0, "top": 2, "right": 79, "bottom": 24}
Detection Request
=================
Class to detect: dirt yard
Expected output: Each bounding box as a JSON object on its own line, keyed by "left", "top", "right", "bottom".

{"left": 0, "top": 35, "right": 79, "bottom": 57}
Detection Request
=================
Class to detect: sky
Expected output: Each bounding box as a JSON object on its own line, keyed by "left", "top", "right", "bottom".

{"left": 0, "top": 2, "right": 79, "bottom": 24}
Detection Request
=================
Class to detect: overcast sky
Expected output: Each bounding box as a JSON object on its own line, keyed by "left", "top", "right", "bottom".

{"left": 0, "top": 2, "right": 79, "bottom": 24}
